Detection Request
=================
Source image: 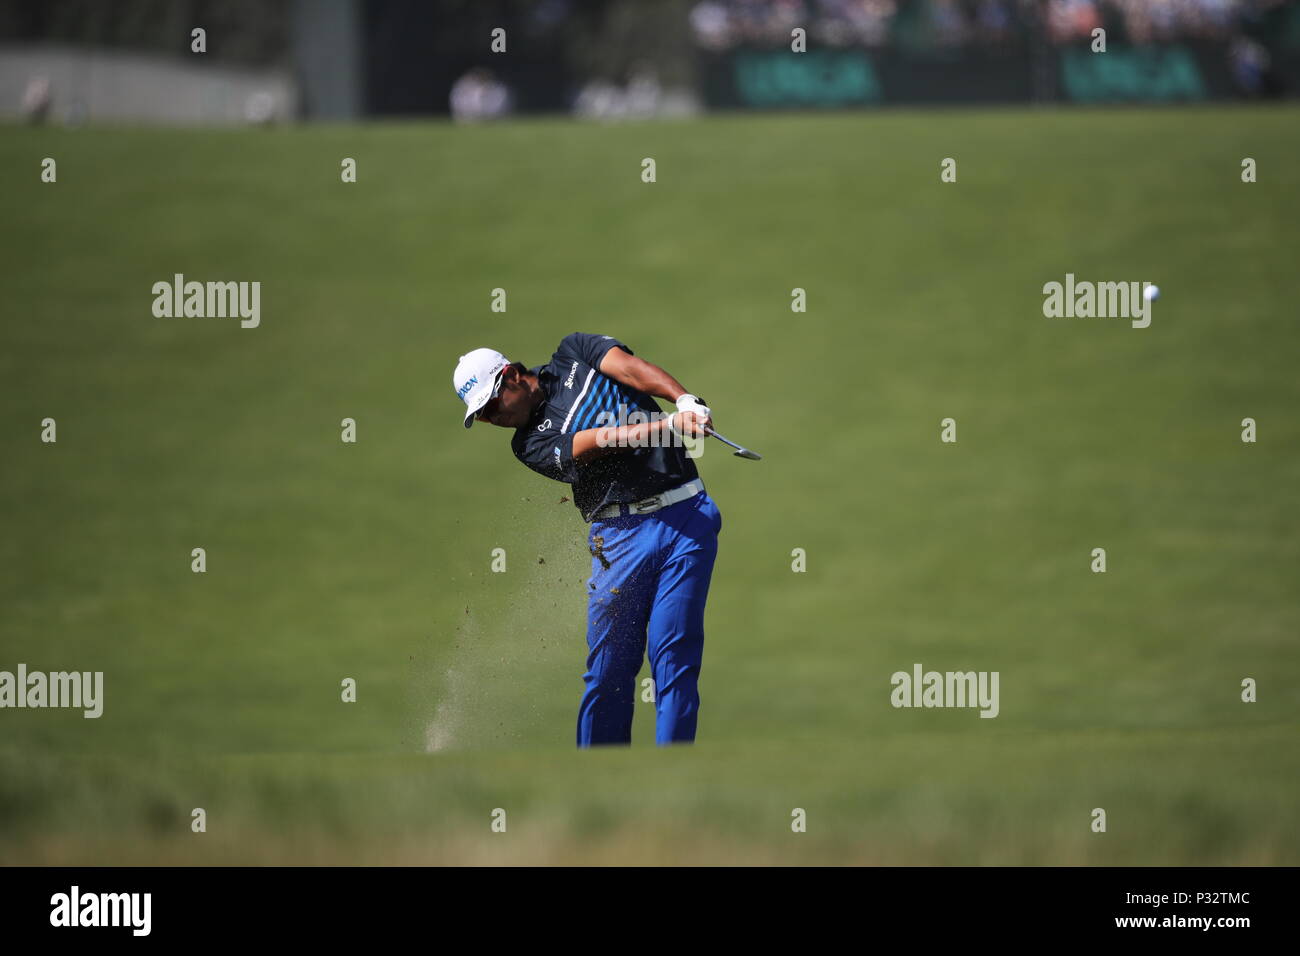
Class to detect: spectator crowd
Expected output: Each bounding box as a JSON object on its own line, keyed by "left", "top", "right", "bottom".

{"left": 689, "top": 0, "right": 1287, "bottom": 48}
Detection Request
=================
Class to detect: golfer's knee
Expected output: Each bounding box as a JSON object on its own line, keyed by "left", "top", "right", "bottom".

{"left": 584, "top": 672, "right": 635, "bottom": 702}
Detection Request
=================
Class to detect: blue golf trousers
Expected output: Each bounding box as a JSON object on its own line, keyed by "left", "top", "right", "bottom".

{"left": 578, "top": 490, "right": 721, "bottom": 747}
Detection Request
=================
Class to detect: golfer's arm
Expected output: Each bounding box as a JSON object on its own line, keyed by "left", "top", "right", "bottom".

{"left": 571, "top": 417, "right": 672, "bottom": 464}
{"left": 598, "top": 347, "right": 691, "bottom": 403}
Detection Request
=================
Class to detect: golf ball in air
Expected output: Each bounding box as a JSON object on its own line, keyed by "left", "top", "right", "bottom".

{"left": 1144, "top": 284, "right": 1160, "bottom": 301}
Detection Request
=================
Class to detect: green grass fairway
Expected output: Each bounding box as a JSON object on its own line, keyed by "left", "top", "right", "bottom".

{"left": 2, "top": 107, "right": 1298, "bottom": 865}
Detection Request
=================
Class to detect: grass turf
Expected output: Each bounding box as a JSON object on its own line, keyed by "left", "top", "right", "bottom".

{"left": 1, "top": 106, "right": 1298, "bottom": 864}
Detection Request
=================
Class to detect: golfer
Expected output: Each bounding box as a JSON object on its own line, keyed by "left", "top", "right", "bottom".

{"left": 454, "top": 333, "right": 721, "bottom": 747}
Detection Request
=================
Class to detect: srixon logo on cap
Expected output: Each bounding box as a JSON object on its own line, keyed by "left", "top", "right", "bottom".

{"left": 456, "top": 376, "right": 479, "bottom": 400}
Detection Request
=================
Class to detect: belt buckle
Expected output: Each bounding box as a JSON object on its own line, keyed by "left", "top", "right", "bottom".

{"left": 631, "top": 495, "right": 662, "bottom": 514}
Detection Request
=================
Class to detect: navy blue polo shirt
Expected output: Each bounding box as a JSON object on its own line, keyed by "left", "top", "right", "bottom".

{"left": 511, "top": 333, "right": 700, "bottom": 521}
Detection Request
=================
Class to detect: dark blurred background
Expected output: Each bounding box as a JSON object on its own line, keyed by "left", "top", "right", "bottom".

{"left": 1, "top": 0, "right": 1298, "bottom": 125}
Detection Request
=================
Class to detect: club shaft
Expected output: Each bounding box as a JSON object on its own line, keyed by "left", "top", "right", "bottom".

{"left": 704, "top": 427, "right": 743, "bottom": 451}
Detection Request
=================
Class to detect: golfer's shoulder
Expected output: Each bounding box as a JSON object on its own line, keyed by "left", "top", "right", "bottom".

{"left": 557, "top": 332, "right": 631, "bottom": 367}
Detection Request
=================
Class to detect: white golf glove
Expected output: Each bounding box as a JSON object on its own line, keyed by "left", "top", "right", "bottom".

{"left": 675, "top": 393, "right": 711, "bottom": 419}
{"left": 669, "top": 394, "right": 711, "bottom": 439}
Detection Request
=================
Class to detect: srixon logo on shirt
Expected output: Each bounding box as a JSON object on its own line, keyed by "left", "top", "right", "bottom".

{"left": 50, "top": 886, "right": 152, "bottom": 936}
{"left": 564, "top": 361, "right": 579, "bottom": 388}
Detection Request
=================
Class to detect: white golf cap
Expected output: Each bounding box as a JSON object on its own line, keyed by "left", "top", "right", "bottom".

{"left": 454, "top": 347, "right": 511, "bottom": 428}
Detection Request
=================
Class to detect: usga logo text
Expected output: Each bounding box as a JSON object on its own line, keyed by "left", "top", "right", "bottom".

{"left": 50, "top": 886, "right": 151, "bottom": 936}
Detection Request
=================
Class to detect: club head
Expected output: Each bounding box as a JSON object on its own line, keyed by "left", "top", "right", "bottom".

{"left": 704, "top": 427, "right": 762, "bottom": 461}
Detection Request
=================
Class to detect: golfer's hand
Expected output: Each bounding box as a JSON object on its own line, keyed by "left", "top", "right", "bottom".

{"left": 673, "top": 394, "right": 712, "bottom": 437}
{"left": 675, "top": 393, "right": 711, "bottom": 419}
{"left": 671, "top": 409, "right": 712, "bottom": 438}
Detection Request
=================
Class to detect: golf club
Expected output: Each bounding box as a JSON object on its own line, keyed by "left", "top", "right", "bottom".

{"left": 704, "top": 426, "right": 762, "bottom": 460}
